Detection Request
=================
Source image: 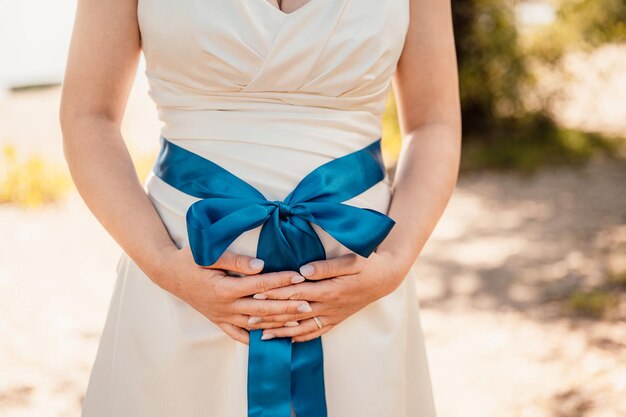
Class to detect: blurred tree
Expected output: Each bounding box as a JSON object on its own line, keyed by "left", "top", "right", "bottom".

{"left": 382, "top": 0, "right": 623, "bottom": 173}
{"left": 529, "top": 0, "right": 626, "bottom": 62}
{"left": 452, "top": 0, "right": 531, "bottom": 132}
{"left": 449, "top": 0, "right": 620, "bottom": 172}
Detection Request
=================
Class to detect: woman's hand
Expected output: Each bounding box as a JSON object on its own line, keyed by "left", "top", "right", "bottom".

{"left": 247, "top": 250, "right": 408, "bottom": 343}
{"left": 153, "top": 246, "right": 311, "bottom": 345}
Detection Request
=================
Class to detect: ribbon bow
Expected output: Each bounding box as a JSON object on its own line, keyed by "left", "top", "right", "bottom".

{"left": 153, "top": 136, "right": 396, "bottom": 417}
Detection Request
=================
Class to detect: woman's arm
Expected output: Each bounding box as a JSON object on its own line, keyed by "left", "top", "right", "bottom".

{"left": 59, "top": 0, "right": 173, "bottom": 282}
{"left": 59, "top": 0, "right": 311, "bottom": 344}
{"left": 378, "top": 0, "right": 462, "bottom": 280}
{"left": 248, "top": 0, "right": 462, "bottom": 342}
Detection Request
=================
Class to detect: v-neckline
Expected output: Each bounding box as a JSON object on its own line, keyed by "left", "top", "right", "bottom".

{"left": 241, "top": 0, "right": 349, "bottom": 92}
{"left": 260, "top": 0, "right": 317, "bottom": 18}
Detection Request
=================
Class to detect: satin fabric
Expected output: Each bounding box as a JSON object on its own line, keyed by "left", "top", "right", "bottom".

{"left": 81, "top": 1, "right": 437, "bottom": 416}
{"left": 152, "top": 135, "right": 395, "bottom": 417}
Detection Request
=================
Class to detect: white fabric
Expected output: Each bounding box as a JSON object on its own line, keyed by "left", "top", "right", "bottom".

{"left": 81, "top": 0, "right": 437, "bottom": 416}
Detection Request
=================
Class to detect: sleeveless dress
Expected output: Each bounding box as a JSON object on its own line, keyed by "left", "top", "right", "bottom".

{"left": 81, "top": 1, "right": 437, "bottom": 416}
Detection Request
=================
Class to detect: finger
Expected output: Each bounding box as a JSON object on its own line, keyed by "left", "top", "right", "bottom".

{"left": 218, "top": 322, "right": 249, "bottom": 345}
{"left": 254, "top": 281, "right": 324, "bottom": 302}
{"left": 299, "top": 253, "right": 363, "bottom": 281}
{"left": 252, "top": 301, "right": 326, "bottom": 323}
{"left": 206, "top": 251, "right": 265, "bottom": 275}
{"left": 225, "top": 270, "right": 306, "bottom": 298}
{"left": 292, "top": 325, "right": 334, "bottom": 343}
{"left": 231, "top": 315, "right": 299, "bottom": 331}
{"left": 260, "top": 317, "right": 329, "bottom": 340}
{"left": 233, "top": 298, "right": 313, "bottom": 317}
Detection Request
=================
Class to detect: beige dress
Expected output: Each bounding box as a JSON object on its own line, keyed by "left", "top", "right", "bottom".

{"left": 81, "top": 0, "right": 437, "bottom": 416}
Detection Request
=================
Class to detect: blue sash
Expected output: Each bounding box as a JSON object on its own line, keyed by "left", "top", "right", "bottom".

{"left": 152, "top": 136, "right": 396, "bottom": 417}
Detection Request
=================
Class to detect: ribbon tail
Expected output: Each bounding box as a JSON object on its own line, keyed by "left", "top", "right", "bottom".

{"left": 291, "top": 337, "right": 327, "bottom": 417}
{"left": 252, "top": 211, "right": 329, "bottom": 417}
{"left": 278, "top": 217, "right": 327, "bottom": 417}
{"left": 247, "top": 211, "right": 298, "bottom": 417}
{"left": 248, "top": 330, "right": 293, "bottom": 417}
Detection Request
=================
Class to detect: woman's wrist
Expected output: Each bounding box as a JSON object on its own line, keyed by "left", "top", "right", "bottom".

{"left": 381, "top": 241, "right": 417, "bottom": 270}
{"left": 373, "top": 247, "right": 416, "bottom": 297}
{"left": 133, "top": 243, "right": 183, "bottom": 293}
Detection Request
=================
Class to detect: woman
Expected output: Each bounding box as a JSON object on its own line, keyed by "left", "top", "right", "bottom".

{"left": 60, "top": 0, "right": 461, "bottom": 416}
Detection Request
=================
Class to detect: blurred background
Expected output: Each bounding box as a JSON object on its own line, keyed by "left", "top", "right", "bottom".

{"left": 1, "top": 0, "right": 625, "bottom": 416}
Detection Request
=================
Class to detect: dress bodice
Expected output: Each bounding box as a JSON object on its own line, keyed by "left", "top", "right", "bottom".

{"left": 137, "top": 0, "right": 410, "bottom": 154}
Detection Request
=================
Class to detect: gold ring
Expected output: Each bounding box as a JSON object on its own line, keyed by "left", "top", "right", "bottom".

{"left": 313, "top": 316, "right": 323, "bottom": 330}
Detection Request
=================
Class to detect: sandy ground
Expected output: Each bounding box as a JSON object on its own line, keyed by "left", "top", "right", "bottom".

{"left": 1, "top": 45, "right": 625, "bottom": 417}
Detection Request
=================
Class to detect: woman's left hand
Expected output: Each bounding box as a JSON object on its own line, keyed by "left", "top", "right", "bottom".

{"left": 248, "top": 250, "right": 407, "bottom": 343}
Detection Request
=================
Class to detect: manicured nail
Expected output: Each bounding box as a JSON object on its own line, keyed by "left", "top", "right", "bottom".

{"left": 285, "top": 321, "right": 299, "bottom": 327}
{"left": 261, "top": 333, "right": 275, "bottom": 340}
{"left": 297, "top": 303, "right": 312, "bottom": 313}
{"left": 291, "top": 275, "right": 305, "bottom": 284}
{"left": 250, "top": 258, "right": 264, "bottom": 270}
{"left": 299, "top": 264, "right": 314, "bottom": 277}
{"left": 248, "top": 316, "right": 263, "bottom": 325}
{"left": 253, "top": 293, "right": 268, "bottom": 300}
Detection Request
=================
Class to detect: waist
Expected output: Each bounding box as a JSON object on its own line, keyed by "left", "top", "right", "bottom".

{"left": 155, "top": 104, "right": 383, "bottom": 150}
{"left": 144, "top": 135, "right": 393, "bottom": 231}
{"left": 147, "top": 135, "right": 396, "bottom": 266}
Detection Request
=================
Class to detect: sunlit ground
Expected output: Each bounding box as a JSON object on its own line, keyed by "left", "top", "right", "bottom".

{"left": 1, "top": 41, "right": 625, "bottom": 417}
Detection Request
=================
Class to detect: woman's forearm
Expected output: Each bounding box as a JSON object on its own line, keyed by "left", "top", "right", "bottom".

{"left": 378, "top": 122, "right": 461, "bottom": 278}
{"left": 58, "top": 0, "right": 177, "bottom": 288}
{"left": 60, "top": 115, "right": 177, "bottom": 287}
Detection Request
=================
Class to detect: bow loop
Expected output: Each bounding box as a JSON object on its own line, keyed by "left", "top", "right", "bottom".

{"left": 186, "top": 197, "right": 274, "bottom": 266}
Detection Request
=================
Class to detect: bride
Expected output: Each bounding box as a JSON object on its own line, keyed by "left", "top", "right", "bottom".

{"left": 59, "top": 0, "right": 461, "bottom": 416}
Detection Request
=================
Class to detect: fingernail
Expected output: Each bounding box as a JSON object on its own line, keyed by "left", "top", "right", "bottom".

{"left": 297, "top": 303, "right": 312, "bottom": 313}
{"left": 253, "top": 293, "right": 268, "bottom": 300}
{"left": 285, "top": 321, "right": 299, "bottom": 327}
{"left": 261, "top": 333, "right": 275, "bottom": 340}
{"left": 291, "top": 275, "right": 305, "bottom": 284}
{"left": 299, "top": 264, "right": 314, "bottom": 277}
{"left": 250, "top": 258, "right": 264, "bottom": 270}
{"left": 248, "top": 316, "right": 263, "bottom": 325}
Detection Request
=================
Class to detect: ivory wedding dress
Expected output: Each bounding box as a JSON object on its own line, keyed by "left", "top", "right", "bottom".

{"left": 81, "top": 1, "right": 437, "bottom": 416}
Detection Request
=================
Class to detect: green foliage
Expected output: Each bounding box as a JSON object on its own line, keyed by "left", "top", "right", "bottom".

{"left": 567, "top": 289, "right": 620, "bottom": 319}
{"left": 441, "top": 0, "right": 626, "bottom": 172}
{"left": 565, "top": 262, "right": 625, "bottom": 320}
{"left": 460, "top": 112, "right": 620, "bottom": 173}
{"left": 452, "top": 0, "right": 533, "bottom": 133}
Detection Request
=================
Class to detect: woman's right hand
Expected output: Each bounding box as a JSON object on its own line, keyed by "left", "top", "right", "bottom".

{"left": 152, "top": 246, "right": 310, "bottom": 345}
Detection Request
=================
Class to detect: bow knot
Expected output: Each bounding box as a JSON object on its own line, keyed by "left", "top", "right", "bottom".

{"left": 272, "top": 200, "right": 293, "bottom": 219}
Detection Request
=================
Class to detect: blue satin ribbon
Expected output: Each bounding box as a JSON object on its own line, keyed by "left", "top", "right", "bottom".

{"left": 152, "top": 135, "right": 396, "bottom": 417}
